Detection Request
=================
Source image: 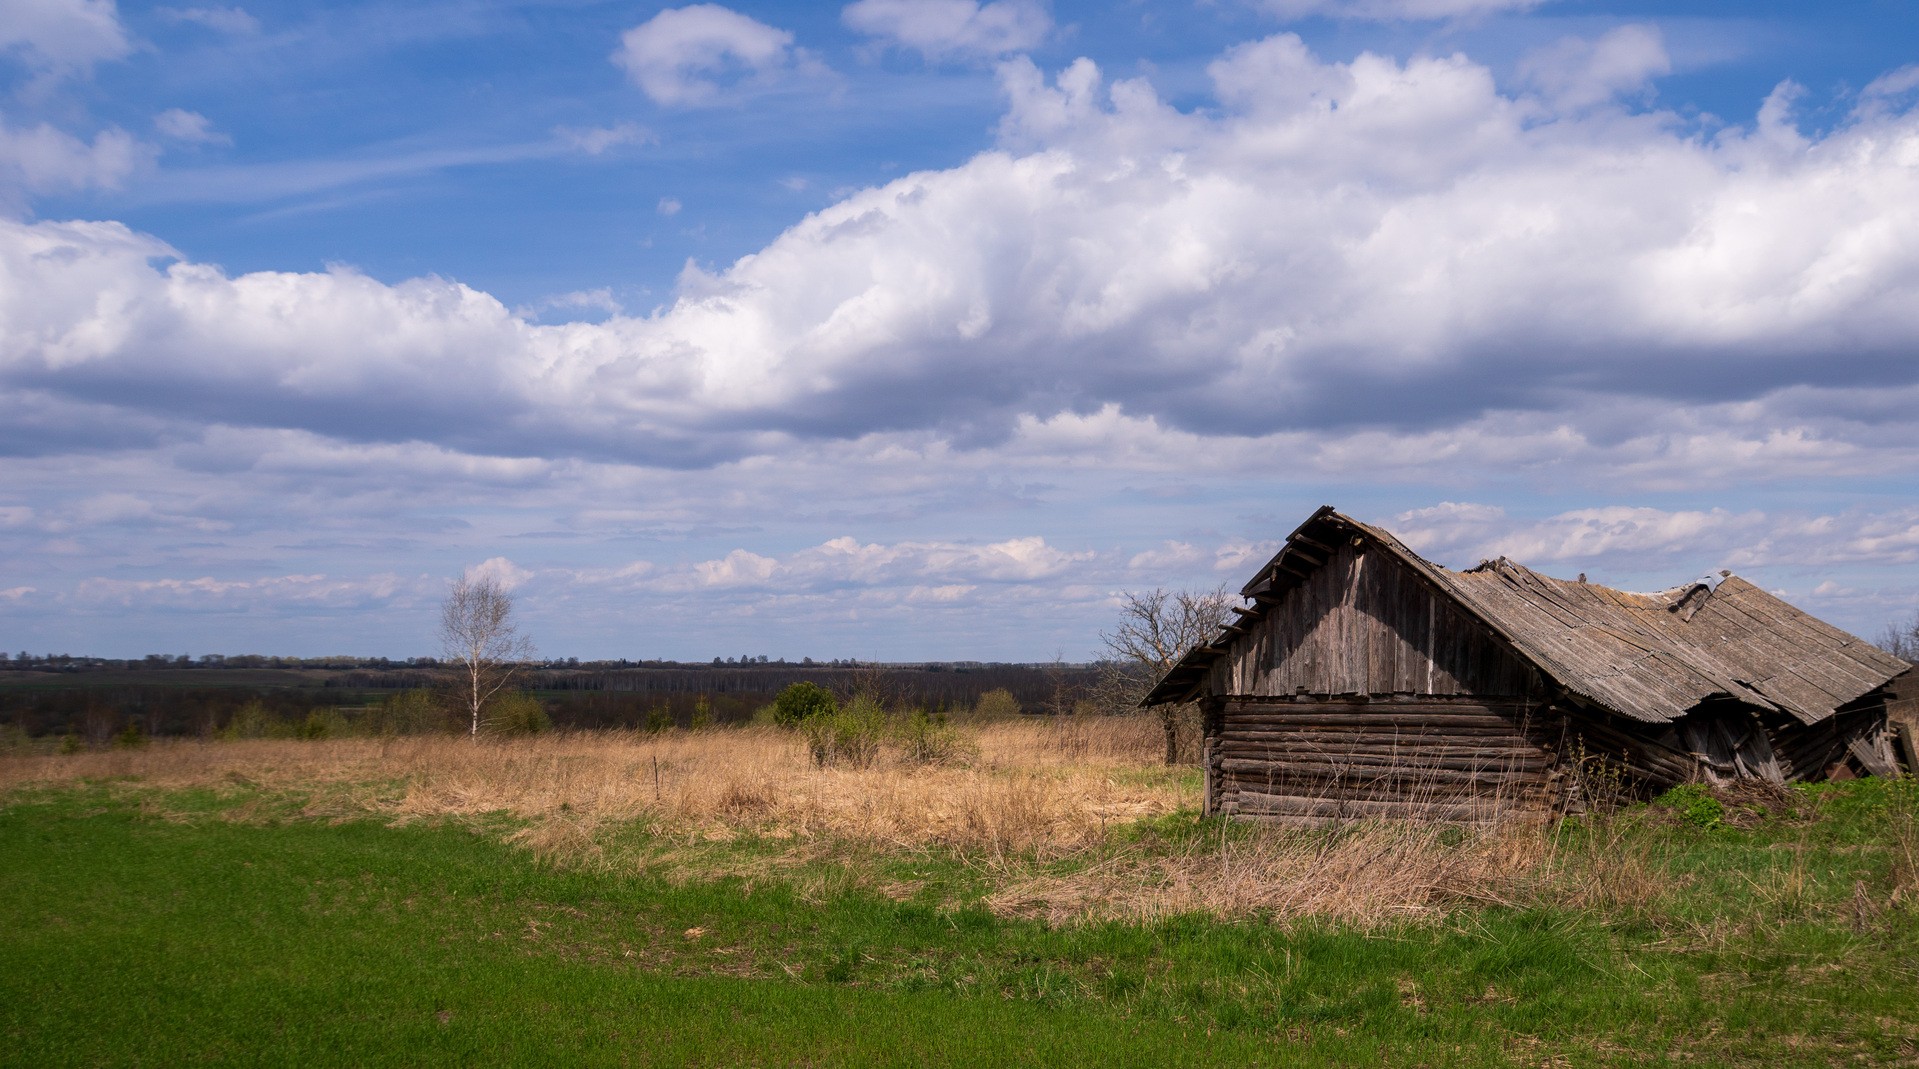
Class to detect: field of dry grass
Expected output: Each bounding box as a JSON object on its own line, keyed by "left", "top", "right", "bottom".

{"left": 1, "top": 716, "right": 1176, "bottom": 847}
{"left": 1, "top": 714, "right": 1640, "bottom": 926}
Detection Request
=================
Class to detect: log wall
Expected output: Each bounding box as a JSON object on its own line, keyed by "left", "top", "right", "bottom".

{"left": 1209, "top": 540, "right": 1537, "bottom": 700}
{"left": 1206, "top": 695, "right": 1565, "bottom": 823}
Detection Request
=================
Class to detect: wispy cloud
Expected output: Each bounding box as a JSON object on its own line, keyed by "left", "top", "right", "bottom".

{"left": 843, "top": 0, "right": 1050, "bottom": 62}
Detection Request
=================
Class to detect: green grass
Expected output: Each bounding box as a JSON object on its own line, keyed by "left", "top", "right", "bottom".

{"left": 4, "top": 782, "right": 1919, "bottom": 1066}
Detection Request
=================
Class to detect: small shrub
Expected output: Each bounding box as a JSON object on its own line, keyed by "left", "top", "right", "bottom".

{"left": 113, "top": 721, "right": 147, "bottom": 750}
{"left": 690, "top": 695, "right": 713, "bottom": 731}
{"left": 57, "top": 733, "right": 84, "bottom": 755}
{"left": 972, "top": 688, "right": 1022, "bottom": 720}
{"left": 642, "top": 705, "right": 675, "bottom": 733}
{"left": 895, "top": 707, "right": 977, "bottom": 766}
{"left": 804, "top": 694, "right": 886, "bottom": 768}
{"left": 1657, "top": 782, "right": 1725, "bottom": 830}
{"left": 221, "top": 699, "right": 276, "bottom": 740}
{"left": 369, "top": 689, "right": 446, "bottom": 735}
{"left": 0, "top": 724, "right": 30, "bottom": 754}
{"left": 774, "top": 682, "right": 838, "bottom": 728}
{"left": 485, "top": 691, "right": 552, "bottom": 736}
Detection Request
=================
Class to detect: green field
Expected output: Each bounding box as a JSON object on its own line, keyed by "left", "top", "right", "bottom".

{"left": 4, "top": 774, "right": 1919, "bottom": 1066}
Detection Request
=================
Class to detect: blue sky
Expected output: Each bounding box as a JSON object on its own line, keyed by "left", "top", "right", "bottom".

{"left": 2, "top": 0, "right": 1918, "bottom": 660}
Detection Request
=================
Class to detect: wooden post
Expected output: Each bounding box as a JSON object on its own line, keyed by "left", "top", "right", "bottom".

{"left": 1202, "top": 734, "right": 1214, "bottom": 817}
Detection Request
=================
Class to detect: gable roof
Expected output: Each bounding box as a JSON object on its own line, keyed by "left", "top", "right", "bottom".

{"left": 1143, "top": 506, "right": 1910, "bottom": 724}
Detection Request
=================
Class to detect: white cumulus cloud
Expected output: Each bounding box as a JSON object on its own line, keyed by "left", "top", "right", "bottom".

{"left": 2, "top": 33, "right": 1918, "bottom": 491}
{"left": 0, "top": 0, "right": 131, "bottom": 79}
{"left": 613, "top": 4, "right": 812, "bottom": 107}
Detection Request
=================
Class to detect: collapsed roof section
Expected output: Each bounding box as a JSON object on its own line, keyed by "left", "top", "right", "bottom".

{"left": 1143, "top": 506, "right": 1909, "bottom": 724}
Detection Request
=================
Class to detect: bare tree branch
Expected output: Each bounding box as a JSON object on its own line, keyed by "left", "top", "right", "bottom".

{"left": 439, "top": 572, "right": 535, "bottom": 739}
{"left": 1882, "top": 610, "right": 1919, "bottom": 664}
{"left": 1100, "top": 586, "right": 1234, "bottom": 764}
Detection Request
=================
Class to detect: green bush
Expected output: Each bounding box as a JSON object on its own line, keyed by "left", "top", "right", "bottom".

{"left": 773, "top": 682, "right": 838, "bottom": 728}
{"left": 894, "top": 708, "right": 976, "bottom": 767}
{"left": 0, "top": 724, "right": 31, "bottom": 755}
{"left": 971, "top": 688, "right": 1022, "bottom": 720}
{"left": 113, "top": 721, "right": 147, "bottom": 750}
{"left": 643, "top": 705, "right": 674, "bottom": 733}
{"left": 690, "top": 696, "right": 713, "bottom": 731}
{"left": 368, "top": 689, "right": 446, "bottom": 736}
{"left": 1656, "top": 783, "right": 1725, "bottom": 830}
{"left": 484, "top": 691, "right": 552, "bottom": 737}
{"left": 803, "top": 694, "right": 886, "bottom": 769}
{"left": 220, "top": 700, "right": 277, "bottom": 740}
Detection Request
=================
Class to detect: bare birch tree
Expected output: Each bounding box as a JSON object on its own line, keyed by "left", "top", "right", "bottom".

{"left": 1101, "top": 586, "right": 1235, "bottom": 764}
{"left": 439, "top": 571, "right": 535, "bottom": 739}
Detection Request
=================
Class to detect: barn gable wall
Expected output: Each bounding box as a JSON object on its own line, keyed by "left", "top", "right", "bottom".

{"left": 1207, "top": 539, "right": 1537, "bottom": 700}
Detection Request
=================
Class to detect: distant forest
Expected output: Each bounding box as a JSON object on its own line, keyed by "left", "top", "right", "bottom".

{"left": 0, "top": 656, "right": 1113, "bottom": 741}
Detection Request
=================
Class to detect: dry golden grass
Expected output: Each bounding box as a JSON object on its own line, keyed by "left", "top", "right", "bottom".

{"left": 0, "top": 715, "right": 1672, "bottom": 926}
{"left": 0, "top": 716, "right": 1182, "bottom": 855}
{"left": 985, "top": 821, "right": 1557, "bottom": 926}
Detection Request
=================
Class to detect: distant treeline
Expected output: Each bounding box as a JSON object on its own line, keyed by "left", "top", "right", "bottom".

{"left": 2, "top": 652, "right": 912, "bottom": 671}
{"left": 0, "top": 661, "right": 1114, "bottom": 741}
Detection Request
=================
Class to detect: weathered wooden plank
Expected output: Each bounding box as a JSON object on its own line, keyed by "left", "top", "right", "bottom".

{"left": 1217, "top": 756, "right": 1546, "bottom": 779}
{"left": 1214, "top": 744, "right": 1548, "bottom": 764}
{"left": 1216, "top": 724, "right": 1543, "bottom": 742}
{"left": 1229, "top": 790, "right": 1545, "bottom": 822}
{"left": 1223, "top": 712, "right": 1528, "bottom": 728}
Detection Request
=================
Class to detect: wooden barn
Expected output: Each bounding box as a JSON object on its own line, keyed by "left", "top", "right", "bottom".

{"left": 1142, "top": 507, "right": 1915, "bottom": 823}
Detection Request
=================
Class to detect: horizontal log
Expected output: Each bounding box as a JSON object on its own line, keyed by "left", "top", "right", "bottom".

{"left": 1222, "top": 711, "right": 1535, "bottom": 727}
{"left": 1224, "top": 697, "right": 1531, "bottom": 710}
{"left": 1216, "top": 752, "right": 1548, "bottom": 774}
{"left": 1227, "top": 790, "right": 1544, "bottom": 822}
{"left": 1216, "top": 731, "right": 1542, "bottom": 750}
{"left": 1221, "top": 778, "right": 1511, "bottom": 803}
{"left": 1215, "top": 754, "right": 1548, "bottom": 777}
{"left": 1218, "top": 760, "right": 1544, "bottom": 781}
{"left": 1219, "top": 723, "right": 1536, "bottom": 740}
{"left": 1217, "top": 764, "right": 1545, "bottom": 791}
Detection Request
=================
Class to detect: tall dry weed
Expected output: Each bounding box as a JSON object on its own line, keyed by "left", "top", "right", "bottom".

{"left": 987, "top": 820, "right": 1554, "bottom": 925}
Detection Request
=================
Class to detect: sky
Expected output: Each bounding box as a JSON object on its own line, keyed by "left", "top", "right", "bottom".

{"left": 2, "top": 0, "right": 1918, "bottom": 662}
